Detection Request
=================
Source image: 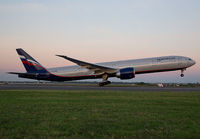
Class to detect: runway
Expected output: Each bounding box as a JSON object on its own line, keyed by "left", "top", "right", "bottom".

{"left": 0, "top": 83, "right": 200, "bottom": 92}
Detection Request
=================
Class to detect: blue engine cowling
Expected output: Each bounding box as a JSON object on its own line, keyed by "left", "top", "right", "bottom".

{"left": 116, "top": 67, "right": 135, "bottom": 79}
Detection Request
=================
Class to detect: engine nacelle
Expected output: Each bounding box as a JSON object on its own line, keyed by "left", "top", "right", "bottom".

{"left": 116, "top": 67, "right": 135, "bottom": 79}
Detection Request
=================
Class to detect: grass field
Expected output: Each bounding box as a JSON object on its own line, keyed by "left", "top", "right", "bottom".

{"left": 0, "top": 90, "right": 200, "bottom": 138}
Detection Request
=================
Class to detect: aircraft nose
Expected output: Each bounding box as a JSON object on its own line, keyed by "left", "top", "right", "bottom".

{"left": 189, "top": 59, "right": 196, "bottom": 66}
{"left": 187, "top": 58, "right": 196, "bottom": 67}
{"left": 192, "top": 59, "right": 196, "bottom": 65}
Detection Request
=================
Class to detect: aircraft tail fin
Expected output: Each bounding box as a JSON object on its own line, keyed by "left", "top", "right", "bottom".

{"left": 16, "top": 48, "right": 48, "bottom": 74}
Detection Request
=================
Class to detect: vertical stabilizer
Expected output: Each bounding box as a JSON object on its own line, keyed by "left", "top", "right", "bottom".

{"left": 16, "top": 48, "right": 48, "bottom": 73}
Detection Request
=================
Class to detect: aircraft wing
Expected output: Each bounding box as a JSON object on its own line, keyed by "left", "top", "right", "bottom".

{"left": 56, "top": 55, "right": 118, "bottom": 74}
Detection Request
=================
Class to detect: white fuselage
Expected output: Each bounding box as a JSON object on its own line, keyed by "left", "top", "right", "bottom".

{"left": 48, "top": 56, "right": 195, "bottom": 77}
{"left": 12, "top": 48, "right": 196, "bottom": 84}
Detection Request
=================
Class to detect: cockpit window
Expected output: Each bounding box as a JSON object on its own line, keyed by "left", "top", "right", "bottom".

{"left": 188, "top": 58, "right": 192, "bottom": 60}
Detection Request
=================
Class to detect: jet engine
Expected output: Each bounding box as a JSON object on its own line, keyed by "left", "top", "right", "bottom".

{"left": 116, "top": 67, "right": 135, "bottom": 79}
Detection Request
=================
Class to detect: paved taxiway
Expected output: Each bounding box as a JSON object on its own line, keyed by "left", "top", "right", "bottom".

{"left": 0, "top": 83, "right": 200, "bottom": 92}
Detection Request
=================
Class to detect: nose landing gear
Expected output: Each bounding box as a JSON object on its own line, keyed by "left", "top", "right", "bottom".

{"left": 180, "top": 69, "right": 186, "bottom": 77}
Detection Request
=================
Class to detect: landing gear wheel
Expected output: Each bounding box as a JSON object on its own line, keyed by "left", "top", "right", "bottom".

{"left": 180, "top": 69, "right": 186, "bottom": 77}
{"left": 98, "top": 73, "right": 111, "bottom": 86}
{"left": 99, "top": 81, "right": 111, "bottom": 86}
{"left": 180, "top": 74, "right": 184, "bottom": 77}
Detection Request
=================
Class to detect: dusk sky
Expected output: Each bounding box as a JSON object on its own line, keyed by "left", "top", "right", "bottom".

{"left": 0, "top": 0, "right": 199, "bottom": 83}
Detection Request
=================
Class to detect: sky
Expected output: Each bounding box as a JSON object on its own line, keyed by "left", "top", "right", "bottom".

{"left": 0, "top": 0, "right": 199, "bottom": 83}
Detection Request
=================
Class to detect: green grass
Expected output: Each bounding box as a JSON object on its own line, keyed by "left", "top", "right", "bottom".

{"left": 0, "top": 90, "right": 200, "bottom": 138}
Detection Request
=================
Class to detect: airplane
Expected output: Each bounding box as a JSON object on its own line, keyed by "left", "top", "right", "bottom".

{"left": 9, "top": 48, "right": 196, "bottom": 86}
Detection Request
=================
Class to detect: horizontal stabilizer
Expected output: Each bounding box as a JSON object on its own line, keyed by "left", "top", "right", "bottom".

{"left": 8, "top": 72, "right": 37, "bottom": 76}
{"left": 7, "top": 72, "right": 22, "bottom": 75}
{"left": 8, "top": 72, "right": 50, "bottom": 80}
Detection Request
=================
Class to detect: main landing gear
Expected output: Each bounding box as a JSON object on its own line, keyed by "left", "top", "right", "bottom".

{"left": 180, "top": 69, "right": 186, "bottom": 77}
{"left": 99, "top": 81, "right": 111, "bottom": 86}
{"left": 98, "top": 74, "right": 111, "bottom": 86}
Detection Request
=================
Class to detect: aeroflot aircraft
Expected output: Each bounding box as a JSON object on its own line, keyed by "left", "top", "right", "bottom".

{"left": 9, "top": 48, "right": 196, "bottom": 86}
